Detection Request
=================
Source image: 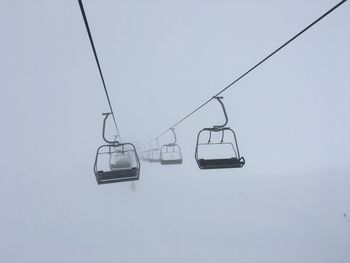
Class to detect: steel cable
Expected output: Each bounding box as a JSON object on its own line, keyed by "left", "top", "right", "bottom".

{"left": 78, "top": 0, "right": 121, "bottom": 140}
{"left": 150, "top": 0, "right": 347, "bottom": 142}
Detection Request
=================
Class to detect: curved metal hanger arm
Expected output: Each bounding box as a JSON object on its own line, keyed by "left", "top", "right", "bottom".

{"left": 213, "top": 96, "right": 228, "bottom": 129}
{"left": 102, "top": 112, "right": 119, "bottom": 145}
{"left": 170, "top": 128, "right": 177, "bottom": 144}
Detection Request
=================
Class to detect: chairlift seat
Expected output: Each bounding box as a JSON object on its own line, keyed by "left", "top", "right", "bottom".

{"left": 161, "top": 158, "right": 183, "bottom": 165}
{"left": 96, "top": 168, "right": 139, "bottom": 184}
{"left": 198, "top": 157, "right": 245, "bottom": 169}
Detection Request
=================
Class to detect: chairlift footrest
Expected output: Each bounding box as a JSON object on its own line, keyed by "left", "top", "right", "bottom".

{"left": 96, "top": 168, "right": 139, "bottom": 184}
{"left": 161, "top": 159, "right": 183, "bottom": 165}
{"left": 197, "top": 157, "right": 245, "bottom": 169}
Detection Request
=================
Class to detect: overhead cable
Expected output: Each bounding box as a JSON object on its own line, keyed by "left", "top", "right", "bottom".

{"left": 150, "top": 0, "right": 347, "bottom": 142}
{"left": 78, "top": 0, "right": 121, "bottom": 139}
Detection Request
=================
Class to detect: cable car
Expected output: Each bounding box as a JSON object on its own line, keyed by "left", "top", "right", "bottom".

{"left": 94, "top": 113, "right": 140, "bottom": 184}
{"left": 160, "top": 128, "right": 183, "bottom": 165}
{"left": 148, "top": 140, "right": 161, "bottom": 163}
{"left": 195, "top": 97, "right": 245, "bottom": 169}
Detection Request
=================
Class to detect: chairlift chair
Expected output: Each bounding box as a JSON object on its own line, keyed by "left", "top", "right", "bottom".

{"left": 148, "top": 149, "right": 161, "bottom": 162}
{"left": 140, "top": 151, "right": 148, "bottom": 162}
{"left": 144, "top": 151, "right": 151, "bottom": 162}
{"left": 148, "top": 140, "right": 161, "bottom": 163}
{"left": 195, "top": 97, "right": 245, "bottom": 169}
{"left": 94, "top": 113, "right": 140, "bottom": 184}
{"left": 160, "top": 128, "right": 183, "bottom": 165}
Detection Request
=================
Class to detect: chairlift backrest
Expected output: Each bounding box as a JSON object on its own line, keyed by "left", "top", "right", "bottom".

{"left": 110, "top": 155, "right": 132, "bottom": 170}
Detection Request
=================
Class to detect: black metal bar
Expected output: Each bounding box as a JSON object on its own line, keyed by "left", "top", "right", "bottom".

{"left": 213, "top": 96, "right": 228, "bottom": 129}
{"left": 78, "top": 0, "right": 121, "bottom": 139}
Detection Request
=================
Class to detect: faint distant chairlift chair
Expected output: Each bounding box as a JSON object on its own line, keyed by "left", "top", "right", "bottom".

{"left": 140, "top": 151, "right": 148, "bottom": 162}
{"left": 148, "top": 139, "right": 161, "bottom": 163}
{"left": 195, "top": 97, "right": 245, "bottom": 169}
{"left": 94, "top": 113, "right": 140, "bottom": 184}
{"left": 160, "top": 128, "right": 183, "bottom": 165}
{"left": 144, "top": 150, "right": 151, "bottom": 162}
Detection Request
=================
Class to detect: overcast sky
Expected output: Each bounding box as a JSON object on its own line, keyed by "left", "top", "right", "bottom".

{"left": 0, "top": 0, "right": 349, "bottom": 262}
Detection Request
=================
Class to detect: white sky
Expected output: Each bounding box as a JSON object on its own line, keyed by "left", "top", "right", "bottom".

{"left": 0, "top": 0, "right": 349, "bottom": 262}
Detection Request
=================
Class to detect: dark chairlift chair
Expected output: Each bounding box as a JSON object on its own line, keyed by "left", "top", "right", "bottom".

{"left": 94, "top": 113, "right": 140, "bottom": 184}
{"left": 148, "top": 139, "right": 162, "bottom": 163}
{"left": 195, "top": 97, "right": 245, "bottom": 169}
{"left": 160, "top": 128, "right": 183, "bottom": 165}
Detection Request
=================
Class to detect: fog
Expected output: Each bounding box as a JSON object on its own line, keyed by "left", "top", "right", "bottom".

{"left": 0, "top": 0, "right": 349, "bottom": 262}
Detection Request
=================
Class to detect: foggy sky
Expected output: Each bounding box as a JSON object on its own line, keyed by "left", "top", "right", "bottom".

{"left": 0, "top": 0, "right": 349, "bottom": 262}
